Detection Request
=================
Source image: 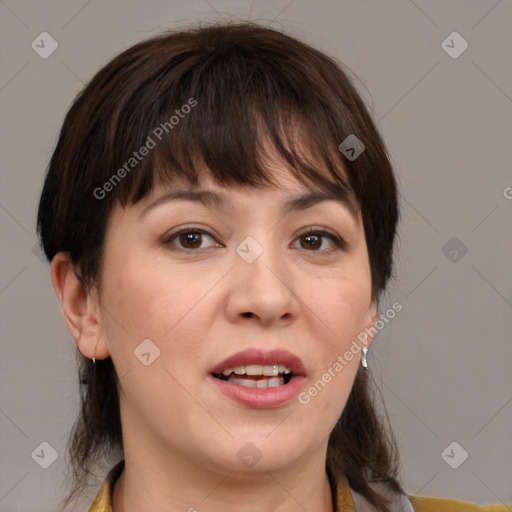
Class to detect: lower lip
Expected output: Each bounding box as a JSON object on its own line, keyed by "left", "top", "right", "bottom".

{"left": 209, "top": 375, "right": 306, "bottom": 409}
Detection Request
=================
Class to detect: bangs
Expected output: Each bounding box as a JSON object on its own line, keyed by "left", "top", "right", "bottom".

{"left": 96, "top": 25, "right": 361, "bottom": 215}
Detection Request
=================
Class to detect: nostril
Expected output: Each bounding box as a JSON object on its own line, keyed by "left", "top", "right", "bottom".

{"left": 243, "top": 312, "right": 253, "bottom": 318}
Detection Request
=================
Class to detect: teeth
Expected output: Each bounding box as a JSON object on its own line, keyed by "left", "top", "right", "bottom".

{"left": 267, "top": 377, "right": 283, "bottom": 387}
{"left": 263, "top": 364, "right": 279, "bottom": 376}
{"left": 221, "top": 364, "right": 292, "bottom": 377}
{"left": 245, "top": 364, "right": 263, "bottom": 376}
{"left": 228, "top": 375, "right": 284, "bottom": 388}
{"left": 280, "top": 365, "right": 291, "bottom": 374}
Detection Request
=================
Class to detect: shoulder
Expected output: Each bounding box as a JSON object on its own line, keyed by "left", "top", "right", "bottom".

{"left": 409, "top": 495, "right": 512, "bottom": 512}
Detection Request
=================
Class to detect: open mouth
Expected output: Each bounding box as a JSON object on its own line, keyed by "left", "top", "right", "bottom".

{"left": 212, "top": 364, "right": 294, "bottom": 388}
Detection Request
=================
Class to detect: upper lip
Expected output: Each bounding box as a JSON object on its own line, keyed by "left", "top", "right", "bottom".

{"left": 211, "top": 348, "right": 306, "bottom": 376}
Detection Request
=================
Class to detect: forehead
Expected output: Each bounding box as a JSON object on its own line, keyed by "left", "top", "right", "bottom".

{"left": 136, "top": 165, "right": 361, "bottom": 224}
{"left": 149, "top": 165, "right": 303, "bottom": 201}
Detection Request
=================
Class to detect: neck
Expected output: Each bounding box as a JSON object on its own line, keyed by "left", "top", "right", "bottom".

{"left": 112, "top": 442, "right": 335, "bottom": 512}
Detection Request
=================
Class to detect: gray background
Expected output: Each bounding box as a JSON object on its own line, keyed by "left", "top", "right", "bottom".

{"left": 1, "top": 0, "right": 511, "bottom": 510}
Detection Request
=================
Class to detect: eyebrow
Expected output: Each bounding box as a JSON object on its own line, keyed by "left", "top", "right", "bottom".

{"left": 140, "top": 188, "right": 358, "bottom": 220}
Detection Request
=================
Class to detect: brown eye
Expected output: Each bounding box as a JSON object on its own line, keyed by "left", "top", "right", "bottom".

{"left": 179, "top": 231, "right": 203, "bottom": 249}
{"left": 165, "top": 228, "right": 219, "bottom": 251}
{"left": 295, "top": 229, "right": 346, "bottom": 252}
{"left": 301, "top": 234, "right": 322, "bottom": 250}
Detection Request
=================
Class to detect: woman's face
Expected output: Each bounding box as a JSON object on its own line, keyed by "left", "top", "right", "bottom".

{"left": 93, "top": 164, "right": 377, "bottom": 475}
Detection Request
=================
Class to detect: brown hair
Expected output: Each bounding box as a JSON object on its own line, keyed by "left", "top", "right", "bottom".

{"left": 37, "top": 22, "right": 402, "bottom": 510}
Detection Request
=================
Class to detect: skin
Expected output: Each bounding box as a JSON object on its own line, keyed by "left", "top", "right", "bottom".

{"left": 51, "top": 163, "right": 378, "bottom": 512}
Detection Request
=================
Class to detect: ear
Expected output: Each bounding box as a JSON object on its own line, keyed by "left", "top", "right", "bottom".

{"left": 362, "top": 300, "right": 379, "bottom": 348}
{"left": 50, "top": 252, "right": 110, "bottom": 360}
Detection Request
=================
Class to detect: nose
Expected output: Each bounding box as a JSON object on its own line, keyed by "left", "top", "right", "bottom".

{"left": 225, "top": 239, "right": 300, "bottom": 327}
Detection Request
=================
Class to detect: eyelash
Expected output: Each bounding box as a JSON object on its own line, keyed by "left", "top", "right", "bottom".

{"left": 163, "top": 226, "right": 346, "bottom": 253}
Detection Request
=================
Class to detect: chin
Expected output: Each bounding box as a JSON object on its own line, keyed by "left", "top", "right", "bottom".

{"left": 223, "top": 431, "right": 311, "bottom": 473}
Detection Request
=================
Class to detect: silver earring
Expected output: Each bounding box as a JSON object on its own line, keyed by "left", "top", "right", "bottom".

{"left": 361, "top": 347, "right": 368, "bottom": 369}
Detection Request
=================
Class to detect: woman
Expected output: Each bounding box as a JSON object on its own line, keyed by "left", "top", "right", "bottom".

{"left": 36, "top": 22, "right": 510, "bottom": 512}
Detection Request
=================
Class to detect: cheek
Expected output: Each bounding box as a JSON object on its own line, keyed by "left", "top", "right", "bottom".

{"left": 305, "top": 273, "right": 372, "bottom": 352}
{"left": 98, "top": 256, "right": 213, "bottom": 426}
{"left": 295, "top": 271, "right": 371, "bottom": 420}
{"left": 100, "top": 254, "right": 220, "bottom": 368}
